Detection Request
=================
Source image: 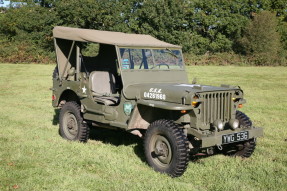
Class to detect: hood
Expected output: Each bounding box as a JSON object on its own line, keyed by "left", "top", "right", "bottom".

{"left": 123, "top": 83, "right": 240, "bottom": 104}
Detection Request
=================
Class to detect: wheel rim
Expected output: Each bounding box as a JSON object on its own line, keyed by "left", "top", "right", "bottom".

{"left": 149, "top": 134, "right": 172, "bottom": 168}
{"left": 63, "top": 111, "right": 78, "bottom": 139}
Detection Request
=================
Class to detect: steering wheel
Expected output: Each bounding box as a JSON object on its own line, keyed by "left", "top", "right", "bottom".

{"left": 150, "top": 63, "right": 170, "bottom": 69}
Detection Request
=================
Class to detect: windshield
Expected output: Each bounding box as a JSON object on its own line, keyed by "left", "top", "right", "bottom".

{"left": 119, "top": 48, "right": 184, "bottom": 70}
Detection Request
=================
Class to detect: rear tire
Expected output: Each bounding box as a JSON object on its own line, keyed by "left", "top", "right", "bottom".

{"left": 52, "top": 66, "right": 59, "bottom": 79}
{"left": 144, "top": 120, "right": 189, "bottom": 177}
{"left": 59, "top": 101, "right": 90, "bottom": 142}
{"left": 223, "top": 111, "right": 256, "bottom": 157}
{"left": 231, "top": 139, "right": 256, "bottom": 158}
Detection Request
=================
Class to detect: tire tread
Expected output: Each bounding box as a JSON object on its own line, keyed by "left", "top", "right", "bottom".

{"left": 59, "top": 101, "right": 90, "bottom": 142}
{"left": 144, "top": 119, "right": 189, "bottom": 177}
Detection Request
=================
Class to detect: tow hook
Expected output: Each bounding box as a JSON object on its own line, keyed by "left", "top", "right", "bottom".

{"left": 206, "top": 147, "right": 214, "bottom": 155}
{"left": 216, "top": 144, "right": 223, "bottom": 151}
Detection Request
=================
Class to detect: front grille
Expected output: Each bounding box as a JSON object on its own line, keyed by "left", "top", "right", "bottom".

{"left": 200, "top": 92, "right": 233, "bottom": 125}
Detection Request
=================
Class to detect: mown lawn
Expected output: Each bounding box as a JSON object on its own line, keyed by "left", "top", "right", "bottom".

{"left": 0, "top": 64, "right": 286, "bottom": 191}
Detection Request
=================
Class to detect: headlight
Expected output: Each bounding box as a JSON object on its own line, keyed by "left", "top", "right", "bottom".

{"left": 229, "top": 119, "right": 239, "bottom": 130}
{"left": 213, "top": 119, "right": 224, "bottom": 131}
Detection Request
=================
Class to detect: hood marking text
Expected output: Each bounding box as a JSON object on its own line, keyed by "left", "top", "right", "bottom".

{"left": 144, "top": 88, "right": 166, "bottom": 100}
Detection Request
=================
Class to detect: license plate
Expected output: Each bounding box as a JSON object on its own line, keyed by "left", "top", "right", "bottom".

{"left": 222, "top": 131, "right": 249, "bottom": 144}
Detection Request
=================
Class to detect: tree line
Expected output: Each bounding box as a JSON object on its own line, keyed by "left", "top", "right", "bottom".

{"left": 0, "top": 0, "right": 286, "bottom": 65}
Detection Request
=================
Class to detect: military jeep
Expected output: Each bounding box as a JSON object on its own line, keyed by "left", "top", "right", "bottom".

{"left": 52, "top": 26, "right": 263, "bottom": 177}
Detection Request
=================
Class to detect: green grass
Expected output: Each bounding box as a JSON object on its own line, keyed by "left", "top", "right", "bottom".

{"left": 0, "top": 64, "right": 286, "bottom": 191}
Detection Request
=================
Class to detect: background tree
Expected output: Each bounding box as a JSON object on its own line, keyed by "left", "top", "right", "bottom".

{"left": 0, "top": 0, "right": 286, "bottom": 65}
{"left": 125, "top": 0, "right": 193, "bottom": 52}
{"left": 0, "top": 5, "right": 59, "bottom": 62}
{"left": 239, "top": 11, "right": 283, "bottom": 65}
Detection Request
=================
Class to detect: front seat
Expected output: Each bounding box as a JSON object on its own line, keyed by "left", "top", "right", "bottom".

{"left": 89, "top": 71, "right": 120, "bottom": 105}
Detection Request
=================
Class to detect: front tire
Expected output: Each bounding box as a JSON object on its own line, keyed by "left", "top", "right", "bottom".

{"left": 144, "top": 120, "right": 189, "bottom": 177}
{"left": 59, "top": 101, "right": 90, "bottom": 142}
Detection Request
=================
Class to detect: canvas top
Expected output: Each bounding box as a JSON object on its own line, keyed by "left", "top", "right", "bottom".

{"left": 53, "top": 26, "right": 181, "bottom": 48}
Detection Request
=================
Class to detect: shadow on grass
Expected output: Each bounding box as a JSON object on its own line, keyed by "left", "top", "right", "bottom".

{"left": 89, "top": 127, "right": 146, "bottom": 163}
{"left": 52, "top": 110, "right": 145, "bottom": 162}
{"left": 88, "top": 127, "right": 213, "bottom": 164}
{"left": 53, "top": 111, "right": 209, "bottom": 164}
{"left": 189, "top": 154, "right": 210, "bottom": 164}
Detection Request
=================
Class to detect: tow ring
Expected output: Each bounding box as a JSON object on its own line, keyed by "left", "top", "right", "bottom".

{"left": 217, "top": 144, "right": 223, "bottom": 150}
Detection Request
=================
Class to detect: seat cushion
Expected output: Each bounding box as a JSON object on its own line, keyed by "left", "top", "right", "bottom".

{"left": 89, "top": 71, "right": 119, "bottom": 105}
{"left": 89, "top": 71, "right": 116, "bottom": 95}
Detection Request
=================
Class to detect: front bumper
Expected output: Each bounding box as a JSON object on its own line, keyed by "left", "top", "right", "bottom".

{"left": 200, "top": 127, "right": 263, "bottom": 148}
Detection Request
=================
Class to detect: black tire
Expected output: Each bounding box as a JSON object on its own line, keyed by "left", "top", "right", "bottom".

{"left": 223, "top": 111, "right": 256, "bottom": 158}
{"left": 59, "top": 101, "right": 90, "bottom": 142}
{"left": 53, "top": 66, "right": 59, "bottom": 79}
{"left": 144, "top": 120, "right": 189, "bottom": 177}
{"left": 237, "top": 110, "right": 252, "bottom": 128}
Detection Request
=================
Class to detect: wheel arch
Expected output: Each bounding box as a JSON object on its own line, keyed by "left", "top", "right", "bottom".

{"left": 57, "top": 89, "right": 81, "bottom": 108}
{"left": 128, "top": 104, "right": 186, "bottom": 131}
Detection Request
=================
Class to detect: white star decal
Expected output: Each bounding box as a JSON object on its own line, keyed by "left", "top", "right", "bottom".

{"left": 82, "top": 86, "right": 87, "bottom": 94}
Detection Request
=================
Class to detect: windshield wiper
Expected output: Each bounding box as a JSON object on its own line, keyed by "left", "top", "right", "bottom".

{"left": 165, "top": 48, "right": 178, "bottom": 58}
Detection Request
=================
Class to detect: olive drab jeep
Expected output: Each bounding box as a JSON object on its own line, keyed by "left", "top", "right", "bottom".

{"left": 51, "top": 26, "right": 263, "bottom": 177}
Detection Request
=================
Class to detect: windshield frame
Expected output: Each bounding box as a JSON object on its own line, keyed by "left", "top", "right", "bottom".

{"left": 116, "top": 46, "right": 185, "bottom": 71}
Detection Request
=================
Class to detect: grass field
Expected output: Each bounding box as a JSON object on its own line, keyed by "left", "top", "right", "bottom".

{"left": 0, "top": 64, "right": 286, "bottom": 191}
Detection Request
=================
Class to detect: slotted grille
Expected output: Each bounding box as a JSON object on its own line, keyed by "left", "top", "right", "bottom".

{"left": 200, "top": 92, "right": 233, "bottom": 125}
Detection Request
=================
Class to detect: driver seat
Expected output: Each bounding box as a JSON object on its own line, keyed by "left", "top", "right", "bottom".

{"left": 89, "top": 71, "right": 120, "bottom": 105}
